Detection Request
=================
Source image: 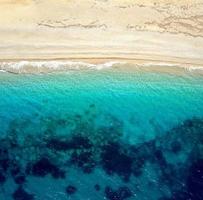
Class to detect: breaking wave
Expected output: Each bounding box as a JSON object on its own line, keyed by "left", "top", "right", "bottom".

{"left": 0, "top": 60, "right": 203, "bottom": 74}
{"left": 0, "top": 60, "right": 124, "bottom": 74}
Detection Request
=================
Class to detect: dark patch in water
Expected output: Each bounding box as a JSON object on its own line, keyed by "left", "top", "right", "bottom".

{"left": 29, "top": 158, "right": 65, "bottom": 179}
{"left": 0, "top": 158, "right": 9, "bottom": 172}
{"left": 47, "top": 135, "right": 92, "bottom": 151}
{"left": 170, "top": 141, "right": 182, "bottom": 154}
{"left": 89, "top": 104, "right": 95, "bottom": 108}
{"left": 0, "top": 145, "right": 9, "bottom": 172}
{"left": 130, "top": 144, "right": 152, "bottom": 177}
{"left": 0, "top": 171, "right": 6, "bottom": 184}
{"left": 75, "top": 114, "right": 82, "bottom": 119}
{"left": 101, "top": 142, "right": 132, "bottom": 181}
{"left": 94, "top": 184, "right": 101, "bottom": 191}
{"left": 160, "top": 164, "right": 177, "bottom": 187}
{"left": 66, "top": 185, "right": 77, "bottom": 195}
{"left": 105, "top": 186, "right": 132, "bottom": 200}
{"left": 11, "top": 163, "right": 21, "bottom": 177}
{"left": 186, "top": 159, "right": 203, "bottom": 200}
{"left": 70, "top": 151, "right": 95, "bottom": 173}
{"left": 12, "top": 186, "right": 34, "bottom": 200}
{"left": 154, "top": 150, "right": 167, "bottom": 167}
{"left": 47, "top": 138, "right": 72, "bottom": 151}
{"left": 14, "top": 175, "right": 26, "bottom": 185}
{"left": 0, "top": 112, "right": 203, "bottom": 200}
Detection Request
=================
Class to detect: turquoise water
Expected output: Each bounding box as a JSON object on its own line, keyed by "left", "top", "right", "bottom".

{"left": 0, "top": 67, "right": 203, "bottom": 200}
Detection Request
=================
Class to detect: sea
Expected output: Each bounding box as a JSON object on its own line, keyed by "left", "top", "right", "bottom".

{"left": 0, "top": 62, "right": 203, "bottom": 200}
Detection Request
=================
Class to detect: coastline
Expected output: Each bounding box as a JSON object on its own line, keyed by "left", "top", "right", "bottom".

{"left": 1, "top": 58, "right": 203, "bottom": 75}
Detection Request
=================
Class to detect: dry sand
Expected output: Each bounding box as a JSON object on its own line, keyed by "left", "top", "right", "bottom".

{"left": 0, "top": 0, "right": 203, "bottom": 69}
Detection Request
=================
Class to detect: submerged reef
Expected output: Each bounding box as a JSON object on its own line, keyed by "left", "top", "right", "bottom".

{"left": 27, "top": 157, "right": 66, "bottom": 179}
{"left": 66, "top": 185, "right": 77, "bottom": 195}
{"left": 105, "top": 186, "right": 133, "bottom": 200}
{"left": 101, "top": 142, "right": 133, "bottom": 181}
{"left": 12, "top": 186, "right": 34, "bottom": 200}
{"left": 0, "top": 104, "right": 203, "bottom": 200}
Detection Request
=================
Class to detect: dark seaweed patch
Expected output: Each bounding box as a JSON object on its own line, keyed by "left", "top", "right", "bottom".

{"left": 186, "top": 159, "right": 203, "bottom": 200}
{"left": 0, "top": 146, "right": 8, "bottom": 156}
{"left": 0, "top": 145, "right": 9, "bottom": 172}
{"left": 94, "top": 184, "right": 101, "bottom": 191}
{"left": 101, "top": 142, "right": 132, "bottom": 181}
{"left": 66, "top": 185, "right": 77, "bottom": 195}
{"left": 0, "top": 171, "right": 6, "bottom": 184}
{"left": 14, "top": 175, "right": 26, "bottom": 185}
{"left": 154, "top": 150, "right": 167, "bottom": 167}
{"left": 47, "top": 135, "right": 92, "bottom": 151}
{"left": 75, "top": 114, "right": 82, "bottom": 119}
{"left": 175, "top": 118, "right": 203, "bottom": 145}
{"left": 46, "top": 139, "right": 71, "bottom": 151}
{"left": 89, "top": 104, "right": 95, "bottom": 108}
{"left": 0, "top": 158, "right": 9, "bottom": 172}
{"left": 30, "top": 158, "right": 65, "bottom": 179}
{"left": 12, "top": 186, "right": 34, "bottom": 200}
{"left": 130, "top": 143, "right": 150, "bottom": 177}
{"left": 105, "top": 186, "right": 132, "bottom": 200}
{"left": 170, "top": 141, "right": 182, "bottom": 153}
{"left": 160, "top": 164, "right": 177, "bottom": 187}
{"left": 11, "top": 164, "right": 21, "bottom": 177}
{"left": 1, "top": 110, "right": 203, "bottom": 200}
{"left": 70, "top": 151, "right": 95, "bottom": 173}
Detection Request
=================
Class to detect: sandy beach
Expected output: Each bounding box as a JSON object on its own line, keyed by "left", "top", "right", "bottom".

{"left": 0, "top": 0, "right": 203, "bottom": 71}
{"left": 1, "top": 2, "right": 203, "bottom": 200}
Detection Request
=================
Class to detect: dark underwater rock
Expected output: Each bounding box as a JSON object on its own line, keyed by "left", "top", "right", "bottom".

{"left": 172, "top": 118, "right": 203, "bottom": 146}
{"left": 0, "top": 144, "right": 9, "bottom": 172}
{"left": 101, "top": 142, "right": 132, "bottom": 180}
{"left": 89, "top": 104, "right": 95, "bottom": 108}
{"left": 0, "top": 145, "right": 8, "bottom": 156}
{"left": 105, "top": 186, "right": 132, "bottom": 200}
{"left": 12, "top": 186, "right": 34, "bottom": 200}
{"left": 130, "top": 144, "right": 151, "bottom": 177}
{"left": 154, "top": 149, "right": 167, "bottom": 167}
{"left": 46, "top": 138, "right": 71, "bottom": 151}
{"left": 170, "top": 141, "right": 182, "bottom": 154}
{"left": 160, "top": 164, "right": 177, "bottom": 187}
{"left": 0, "top": 158, "right": 9, "bottom": 172}
{"left": 117, "top": 187, "right": 133, "bottom": 200}
{"left": 47, "top": 135, "right": 92, "bottom": 151}
{"left": 14, "top": 175, "right": 26, "bottom": 185}
{"left": 70, "top": 151, "right": 95, "bottom": 173}
{"left": 105, "top": 187, "right": 118, "bottom": 200}
{"left": 186, "top": 159, "right": 203, "bottom": 200}
{"left": 30, "top": 157, "right": 65, "bottom": 179}
{"left": 94, "top": 184, "right": 101, "bottom": 191}
{"left": 0, "top": 171, "right": 6, "bottom": 184}
{"left": 11, "top": 164, "right": 21, "bottom": 177}
{"left": 66, "top": 185, "right": 77, "bottom": 195}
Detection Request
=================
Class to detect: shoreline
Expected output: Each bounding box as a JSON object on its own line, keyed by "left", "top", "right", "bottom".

{"left": 1, "top": 55, "right": 203, "bottom": 66}
{"left": 1, "top": 58, "right": 203, "bottom": 75}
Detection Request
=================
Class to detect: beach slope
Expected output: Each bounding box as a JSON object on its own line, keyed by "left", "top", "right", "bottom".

{"left": 0, "top": 0, "right": 203, "bottom": 67}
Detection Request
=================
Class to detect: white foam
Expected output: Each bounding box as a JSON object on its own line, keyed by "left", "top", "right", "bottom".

{"left": 0, "top": 60, "right": 202, "bottom": 74}
{"left": 184, "top": 66, "right": 203, "bottom": 72}
{"left": 140, "top": 62, "right": 203, "bottom": 73}
{"left": 141, "top": 62, "right": 180, "bottom": 67}
{"left": 0, "top": 60, "right": 124, "bottom": 73}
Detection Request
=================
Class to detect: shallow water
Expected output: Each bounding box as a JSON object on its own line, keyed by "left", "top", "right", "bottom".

{"left": 0, "top": 67, "right": 203, "bottom": 200}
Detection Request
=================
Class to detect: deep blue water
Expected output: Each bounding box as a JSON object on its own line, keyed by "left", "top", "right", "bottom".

{"left": 0, "top": 67, "right": 203, "bottom": 200}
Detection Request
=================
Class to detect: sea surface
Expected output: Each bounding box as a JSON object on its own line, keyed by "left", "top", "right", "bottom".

{"left": 0, "top": 65, "right": 203, "bottom": 200}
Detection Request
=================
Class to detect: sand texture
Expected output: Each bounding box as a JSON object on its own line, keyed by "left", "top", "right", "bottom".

{"left": 0, "top": 0, "right": 203, "bottom": 67}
